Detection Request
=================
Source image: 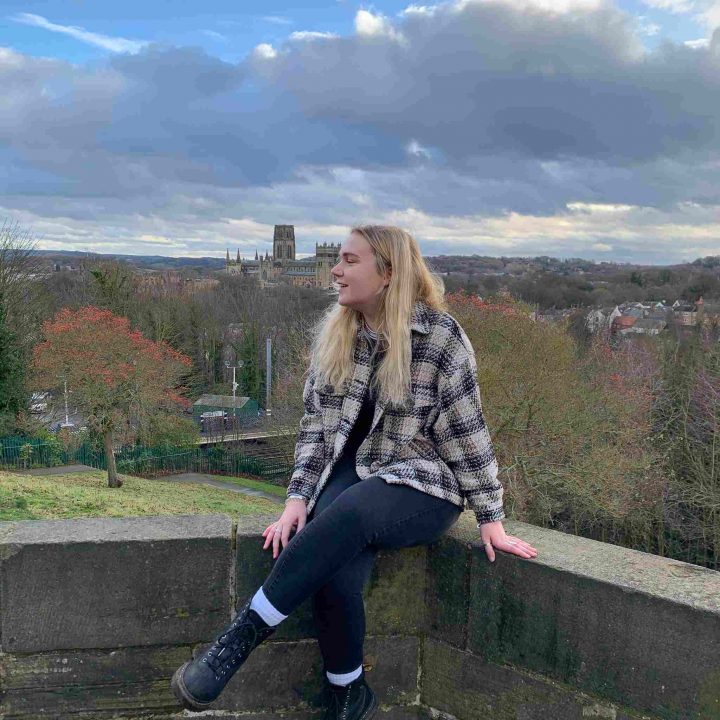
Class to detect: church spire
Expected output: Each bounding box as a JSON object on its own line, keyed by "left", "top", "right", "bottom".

{"left": 255, "top": 248, "right": 258, "bottom": 261}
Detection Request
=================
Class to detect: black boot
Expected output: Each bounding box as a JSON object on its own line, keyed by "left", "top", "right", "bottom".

{"left": 322, "top": 670, "right": 378, "bottom": 720}
{"left": 171, "top": 598, "right": 276, "bottom": 710}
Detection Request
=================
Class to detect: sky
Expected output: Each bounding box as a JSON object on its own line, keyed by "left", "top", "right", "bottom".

{"left": 1, "top": 0, "right": 719, "bottom": 264}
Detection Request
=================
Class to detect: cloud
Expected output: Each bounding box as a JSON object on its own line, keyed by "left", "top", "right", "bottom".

{"left": 406, "top": 139, "right": 431, "bottom": 159}
{"left": 636, "top": 16, "right": 662, "bottom": 36}
{"left": 11, "top": 13, "right": 147, "bottom": 54}
{"left": 202, "top": 30, "right": 228, "bottom": 42}
{"left": 639, "top": 0, "right": 720, "bottom": 32}
{"left": 354, "top": 10, "right": 406, "bottom": 42}
{"left": 3, "top": 0, "right": 720, "bottom": 262}
{"left": 261, "top": 15, "right": 293, "bottom": 25}
{"left": 253, "top": 43, "right": 277, "bottom": 60}
{"left": 289, "top": 31, "right": 339, "bottom": 42}
{"left": 685, "top": 37, "right": 710, "bottom": 47}
{"left": 638, "top": 0, "right": 696, "bottom": 13}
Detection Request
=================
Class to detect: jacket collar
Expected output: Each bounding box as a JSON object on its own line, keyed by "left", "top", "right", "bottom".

{"left": 337, "top": 301, "right": 428, "bottom": 459}
{"left": 410, "top": 300, "right": 431, "bottom": 335}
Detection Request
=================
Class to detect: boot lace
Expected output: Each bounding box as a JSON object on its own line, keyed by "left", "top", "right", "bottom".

{"left": 201, "top": 606, "right": 260, "bottom": 678}
{"left": 327, "top": 681, "right": 356, "bottom": 719}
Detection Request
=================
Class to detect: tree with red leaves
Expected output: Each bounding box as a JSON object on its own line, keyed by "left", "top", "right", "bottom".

{"left": 31, "top": 306, "right": 192, "bottom": 487}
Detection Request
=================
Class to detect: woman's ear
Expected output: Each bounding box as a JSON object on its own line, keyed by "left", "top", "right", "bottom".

{"left": 384, "top": 267, "right": 392, "bottom": 287}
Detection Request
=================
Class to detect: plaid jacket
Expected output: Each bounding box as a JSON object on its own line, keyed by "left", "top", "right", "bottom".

{"left": 286, "top": 300, "right": 505, "bottom": 525}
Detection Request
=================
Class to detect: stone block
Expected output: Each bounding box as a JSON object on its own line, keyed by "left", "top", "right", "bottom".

{"left": 211, "top": 634, "right": 419, "bottom": 712}
{"left": 183, "top": 710, "right": 430, "bottom": 720}
{"left": 366, "top": 546, "right": 426, "bottom": 636}
{"left": 0, "top": 645, "right": 190, "bottom": 718}
{"left": 425, "top": 534, "right": 472, "bottom": 646}
{"left": 235, "top": 515, "right": 428, "bottom": 641}
{"left": 235, "top": 513, "right": 317, "bottom": 641}
{"left": 0, "top": 515, "right": 233, "bottom": 652}
{"left": 462, "top": 518, "right": 720, "bottom": 720}
{"left": 421, "top": 637, "right": 648, "bottom": 720}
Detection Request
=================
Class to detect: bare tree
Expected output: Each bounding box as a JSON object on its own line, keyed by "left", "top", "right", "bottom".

{"left": 0, "top": 219, "right": 43, "bottom": 333}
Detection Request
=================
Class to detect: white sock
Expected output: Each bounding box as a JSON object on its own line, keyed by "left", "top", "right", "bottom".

{"left": 249, "top": 586, "right": 288, "bottom": 627}
{"left": 326, "top": 664, "right": 363, "bottom": 686}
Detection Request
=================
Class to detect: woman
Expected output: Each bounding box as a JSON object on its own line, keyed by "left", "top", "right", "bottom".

{"left": 172, "top": 225, "right": 538, "bottom": 718}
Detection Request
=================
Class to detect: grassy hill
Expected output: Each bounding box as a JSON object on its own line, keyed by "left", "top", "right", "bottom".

{"left": 0, "top": 470, "right": 280, "bottom": 521}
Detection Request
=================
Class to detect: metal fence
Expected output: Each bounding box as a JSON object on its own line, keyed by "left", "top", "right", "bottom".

{"left": 0, "top": 436, "right": 293, "bottom": 485}
{"left": 0, "top": 436, "right": 104, "bottom": 470}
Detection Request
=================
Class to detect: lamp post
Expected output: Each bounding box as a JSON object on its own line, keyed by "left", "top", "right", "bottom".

{"left": 225, "top": 361, "right": 244, "bottom": 429}
{"left": 60, "top": 378, "right": 75, "bottom": 430}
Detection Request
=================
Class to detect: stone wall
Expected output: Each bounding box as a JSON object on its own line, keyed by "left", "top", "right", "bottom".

{"left": 0, "top": 512, "right": 718, "bottom": 719}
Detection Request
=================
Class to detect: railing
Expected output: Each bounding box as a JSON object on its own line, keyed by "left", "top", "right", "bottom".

{"left": 0, "top": 436, "right": 293, "bottom": 485}
{"left": 0, "top": 435, "right": 103, "bottom": 469}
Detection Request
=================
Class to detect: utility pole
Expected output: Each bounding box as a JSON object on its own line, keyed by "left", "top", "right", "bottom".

{"left": 61, "top": 378, "right": 74, "bottom": 429}
{"left": 225, "top": 361, "right": 244, "bottom": 428}
{"left": 265, "top": 337, "right": 272, "bottom": 417}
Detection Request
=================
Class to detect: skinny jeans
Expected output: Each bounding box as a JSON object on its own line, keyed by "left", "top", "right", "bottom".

{"left": 261, "top": 451, "right": 462, "bottom": 673}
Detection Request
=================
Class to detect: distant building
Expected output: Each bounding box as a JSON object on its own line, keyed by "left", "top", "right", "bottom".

{"left": 136, "top": 271, "right": 220, "bottom": 297}
{"left": 225, "top": 224, "right": 339, "bottom": 289}
{"left": 624, "top": 318, "right": 667, "bottom": 336}
{"left": 696, "top": 297, "right": 720, "bottom": 327}
{"left": 612, "top": 315, "right": 637, "bottom": 334}
{"left": 192, "top": 394, "right": 260, "bottom": 424}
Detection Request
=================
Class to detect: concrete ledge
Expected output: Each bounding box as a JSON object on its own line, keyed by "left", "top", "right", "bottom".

{"left": 421, "top": 637, "right": 644, "bottom": 720}
{"left": 426, "top": 514, "right": 720, "bottom": 720}
{"left": 1, "top": 511, "right": 719, "bottom": 719}
{"left": 0, "top": 515, "right": 234, "bottom": 652}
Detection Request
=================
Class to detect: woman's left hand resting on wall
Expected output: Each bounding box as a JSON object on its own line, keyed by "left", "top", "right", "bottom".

{"left": 480, "top": 520, "right": 538, "bottom": 563}
{"left": 261, "top": 498, "right": 307, "bottom": 559}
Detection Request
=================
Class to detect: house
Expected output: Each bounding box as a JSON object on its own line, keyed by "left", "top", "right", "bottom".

{"left": 696, "top": 297, "right": 720, "bottom": 327}
{"left": 624, "top": 318, "right": 667, "bottom": 336}
{"left": 673, "top": 302, "right": 697, "bottom": 326}
{"left": 612, "top": 315, "right": 637, "bottom": 334}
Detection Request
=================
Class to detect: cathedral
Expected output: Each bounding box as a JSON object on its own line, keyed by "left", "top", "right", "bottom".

{"left": 225, "top": 225, "right": 339, "bottom": 290}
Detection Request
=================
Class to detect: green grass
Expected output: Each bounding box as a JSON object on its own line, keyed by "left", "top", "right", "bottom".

{"left": 0, "top": 470, "right": 281, "bottom": 521}
{"left": 208, "top": 473, "right": 287, "bottom": 497}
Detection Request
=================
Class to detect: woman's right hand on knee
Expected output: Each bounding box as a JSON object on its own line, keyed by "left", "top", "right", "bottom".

{"left": 261, "top": 500, "right": 307, "bottom": 559}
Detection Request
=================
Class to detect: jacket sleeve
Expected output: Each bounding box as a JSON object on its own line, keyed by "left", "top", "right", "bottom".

{"left": 430, "top": 350, "right": 505, "bottom": 525}
{"left": 286, "top": 368, "right": 326, "bottom": 500}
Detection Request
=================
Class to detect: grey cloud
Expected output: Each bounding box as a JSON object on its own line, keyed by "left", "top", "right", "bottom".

{"left": 1, "top": 1, "right": 720, "bottom": 261}
{"left": 259, "top": 2, "right": 720, "bottom": 166}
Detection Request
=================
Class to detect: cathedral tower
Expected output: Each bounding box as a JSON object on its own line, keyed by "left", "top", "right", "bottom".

{"left": 315, "top": 241, "right": 341, "bottom": 290}
{"left": 273, "top": 225, "right": 296, "bottom": 262}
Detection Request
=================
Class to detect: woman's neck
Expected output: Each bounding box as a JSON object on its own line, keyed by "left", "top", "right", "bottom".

{"left": 362, "top": 313, "right": 379, "bottom": 332}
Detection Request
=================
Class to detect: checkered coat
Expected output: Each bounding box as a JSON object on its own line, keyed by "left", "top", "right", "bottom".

{"left": 286, "top": 300, "right": 505, "bottom": 525}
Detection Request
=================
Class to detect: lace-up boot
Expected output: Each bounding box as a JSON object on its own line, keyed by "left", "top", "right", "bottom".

{"left": 322, "top": 670, "right": 378, "bottom": 720}
{"left": 171, "top": 598, "right": 276, "bottom": 710}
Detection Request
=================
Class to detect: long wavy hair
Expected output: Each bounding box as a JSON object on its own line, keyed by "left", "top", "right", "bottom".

{"left": 309, "top": 225, "right": 446, "bottom": 406}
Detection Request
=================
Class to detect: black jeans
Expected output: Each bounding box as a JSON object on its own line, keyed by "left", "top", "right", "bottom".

{"left": 261, "top": 454, "right": 462, "bottom": 674}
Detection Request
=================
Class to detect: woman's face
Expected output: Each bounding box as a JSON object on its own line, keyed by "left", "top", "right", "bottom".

{"left": 331, "top": 232, "right": 390, "bottom": 315}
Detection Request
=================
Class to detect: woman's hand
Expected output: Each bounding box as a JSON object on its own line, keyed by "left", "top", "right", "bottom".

{"left": 261, "top": 499, "right": 308, "bottom": 559}
{"left": 479, "top": 520, "right": 538, "bottom": 563}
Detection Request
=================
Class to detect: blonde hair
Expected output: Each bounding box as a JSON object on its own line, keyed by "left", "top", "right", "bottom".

{"left": 309, "top": 225, "right": 446, "bottom": 406}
